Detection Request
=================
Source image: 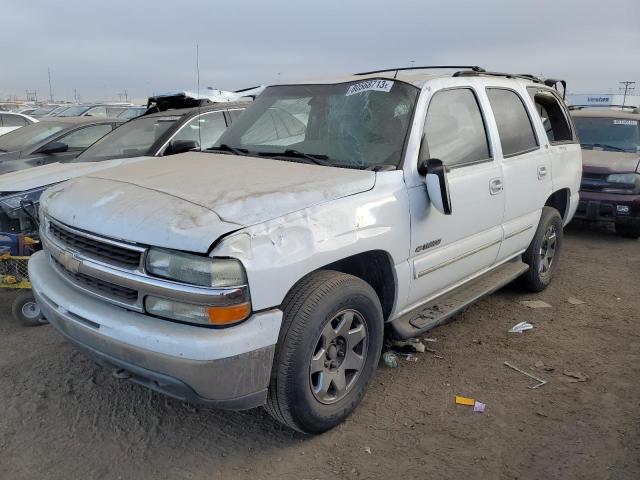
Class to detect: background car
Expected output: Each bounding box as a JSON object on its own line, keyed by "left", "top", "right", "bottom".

{"left": 27, "top": 105, "right": 61, "bottom": 117}
{"left": 54, "top": 103, "right": 134, "bottom": 118}
{"left": 571, "top": 107, "right": 640, "bottom": 238}
{"left": 117, "top": 106, "right": 147, "bottom": 120}
{"left": 0, "top": 112, "right": 38, "bottom": 136}
{"left": 0, "top": 117, "right": 123, "bottom": 175}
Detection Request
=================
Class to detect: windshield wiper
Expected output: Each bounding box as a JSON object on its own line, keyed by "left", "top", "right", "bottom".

{"left": 206, "top": 144, "right": 250, "bottom": 156}
{"left": 263, "top": 149, "right": 332, "bottom": 166}
{"left": 581, "top": 143, "right": 628, "bottom": 152}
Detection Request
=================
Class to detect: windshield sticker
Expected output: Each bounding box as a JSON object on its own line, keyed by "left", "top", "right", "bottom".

{"left": 346, "top": 80, "right": 394, "bottom": 96}
{"left": 613, "top": 119, "right": 638, "bottom": 126}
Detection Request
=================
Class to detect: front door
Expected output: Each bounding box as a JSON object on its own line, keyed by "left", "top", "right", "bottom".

{"left": 407, "top": 86, "right": 505, "bottom": 310}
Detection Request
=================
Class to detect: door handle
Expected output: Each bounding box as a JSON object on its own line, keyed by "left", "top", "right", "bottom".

{"left": 537, "top": 165, "right": 548, "bottom": 180}
{"left": 489, "top": 178, "right": 503, "bottom": 195}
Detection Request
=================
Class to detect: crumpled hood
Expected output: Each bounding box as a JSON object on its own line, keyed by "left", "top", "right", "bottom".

{"left": 0, "top": 156, "right": 152, "bottom": 193}
{"left": 42, "top": 152, "right": 376, "bottom": 252}
{"left": 582, "top": 149, "right": 640, "bottom": 174}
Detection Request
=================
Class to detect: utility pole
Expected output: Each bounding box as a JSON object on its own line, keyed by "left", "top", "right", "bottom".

{"left": 619, "top": 81, "right": 636, "bottom": 109}
{"left": 124, "top": 89, "right": 128, "bottom": 102}
{"left": 48, "top": 67, "right": 54, "bottom": 103}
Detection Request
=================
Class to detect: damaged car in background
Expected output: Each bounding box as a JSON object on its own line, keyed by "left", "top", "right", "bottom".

{"left": 29, "top": 67, "right": 581, "bottom": 433}
{"left": 571, "top": 106, "right": 640, "bottom": 238}
{"left": 0, "top": 117, "right": 123, "bottom": 175}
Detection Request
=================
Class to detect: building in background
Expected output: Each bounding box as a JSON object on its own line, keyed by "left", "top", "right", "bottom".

{"left": 567, "top": 93, "right": 640, "bottom": 108}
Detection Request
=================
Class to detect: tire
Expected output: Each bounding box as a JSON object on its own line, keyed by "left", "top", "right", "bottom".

{"left": 615, "top": 222, "right": 640, "bottom": 239}
{"left": 518, "top": 207, "right": 564, "bottom": 292}
{"left": 11, "top": 291, "right": 48, "bottom": 327}
{"left": 265, "top": 270, "right": 384, "bottom": 434}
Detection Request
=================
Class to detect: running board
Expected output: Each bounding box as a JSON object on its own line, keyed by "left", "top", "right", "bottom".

{"left": 390, "top": 259, "right": 529, "bottom": 339}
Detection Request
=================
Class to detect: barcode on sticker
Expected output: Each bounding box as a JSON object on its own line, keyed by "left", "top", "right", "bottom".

{"left": 346, "top": 80, "right": 394, "bottom": 96}
{"left": 613, "top": 119, "right": 638, "bottom": 126}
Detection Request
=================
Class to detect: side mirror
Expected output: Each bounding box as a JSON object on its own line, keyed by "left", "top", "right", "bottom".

{"left": 36, "top": 142, "right": 69, "bottom": 155}
{"left": 166, "top": 139, "right": 199, "bottom": 155}
{"left": 420, "top": 158, "right": 452, "bottom": 215}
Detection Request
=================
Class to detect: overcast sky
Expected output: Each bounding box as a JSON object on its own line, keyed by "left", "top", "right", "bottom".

{"left": 1, "top": 0, "right": 638, "bottom": 103}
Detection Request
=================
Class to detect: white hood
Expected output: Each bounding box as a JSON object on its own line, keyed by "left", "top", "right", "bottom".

{"left": 0, "top": 156, "right": 153, "bottom": 193}
{"left": 41, "top": 152, "right": 376, "bottom": 253}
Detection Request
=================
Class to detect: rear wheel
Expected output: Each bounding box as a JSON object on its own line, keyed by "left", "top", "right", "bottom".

{"left": 12, "top": 291, "right": 48, "bottom": 327}
{"left": 615, "top": 222, "right": 640, "bottom": 239}
{"left": 265, "top": 270, "right": 383, "bottom": 434}
{"left": 518, "top": 207, "right": 564, "bottom": 292}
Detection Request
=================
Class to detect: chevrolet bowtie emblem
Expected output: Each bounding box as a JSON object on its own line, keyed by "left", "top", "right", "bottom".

{"left": 57, "top": 250, "right": 81, "bottom": 274}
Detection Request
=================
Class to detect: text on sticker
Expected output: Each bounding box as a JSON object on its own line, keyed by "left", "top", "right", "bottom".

{"left": 346, "top": 80, "right": 394, "bottom": 96}
{"left": 613, "top": 119, "right": 638, "bottom": 126}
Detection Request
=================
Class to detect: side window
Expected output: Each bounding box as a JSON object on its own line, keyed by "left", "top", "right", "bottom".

{"left": 527, "top": 87, "right": 573, "bottom": 143}
{"left": 228, "top": 109, "right": 244, "bottom": 122}
{"left": 85, "top": 106, "right": 107, "bottom": 117}
{"left": 486, "top": 88, "right": 538, "bottom": 157}
{"left": 2, "top": 114, "right": 27, "bottom": 127}
{"left": 57, "top": 124, "right": 113, "bottom": 150}
{"left": 424, "top": 88, "right": 491, "bottom": 167}
{"left": 170, "top": 111, "right": 227, "bottom": 150}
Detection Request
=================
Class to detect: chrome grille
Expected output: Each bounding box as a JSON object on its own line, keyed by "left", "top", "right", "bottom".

{"left": 49, "top": 220, "right": 142, "bottom": 269}
{"left": 52, "top": 257, "right": 139, "bottom": 303}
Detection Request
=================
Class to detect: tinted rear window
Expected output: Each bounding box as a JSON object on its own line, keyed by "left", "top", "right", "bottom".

{"left": 487, "top": 88, "right": 538, "bottom": 156}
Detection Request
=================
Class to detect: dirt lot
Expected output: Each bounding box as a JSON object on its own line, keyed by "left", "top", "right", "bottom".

{"left": 1, "top": 221, "right": 639, "bottom": 480}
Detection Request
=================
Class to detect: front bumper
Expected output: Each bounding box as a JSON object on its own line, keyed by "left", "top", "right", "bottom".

{"left": 29, "top": 251, "right": 283, "bottom": 410}
{"left": 575, "top": 190, "right": 640, "bottom": 224}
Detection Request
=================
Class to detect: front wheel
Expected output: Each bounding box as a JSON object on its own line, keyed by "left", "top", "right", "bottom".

{"left": 518, "top": 207, "right": 564, "bottom": 292}
{"left": 12, "top": 291, "right": 48, "bottom": 327}
{"left": 265, "top": 270, "right": 383, "bottom": 434}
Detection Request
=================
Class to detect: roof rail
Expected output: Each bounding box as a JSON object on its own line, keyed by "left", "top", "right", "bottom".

{"left": 354, "top": 66, "right": 485, "bottom": 77}
{"left": 568, "top": 104, "right": 639, "bottom": 111}
{"left": 453, "top": 70, "right": 544, "bottom": 83}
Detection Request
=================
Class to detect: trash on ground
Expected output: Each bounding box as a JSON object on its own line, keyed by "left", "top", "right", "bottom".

{"left": 404, "top": 354, "right": 418, "bottom": 362}
{"left": 563, "top": 370, "right": 589, "bottom": 383}
{"left": 509, "top": 321, "right": 534, "bottom": 333}
{"left": 534, "top": 360, "right": 545, "bottom": 368}
{"left": 504, "top": 361, "right": 548, "bottom": 389}
{"left": 455, "top": 396, "right": 475, "bottom": 406}
{"left": 455, "top": 396, "right": 486, "bottom": 413}
{"left": 473, "top": 401, "right": 486, "bottom": 413}
{"left": 390, "top": 338, "right": 426, "bottom": 353}
{"left": 567, "top": 297, "right": 585, "bottom": 305}
{"left": 519, "top": 300, "right": 552, "bottom": 309}
{"left": 382, "top": 351, "right": 398, "bottom": 368}
{"left": 364, "top": 447, "right": 372, "bottom": 454}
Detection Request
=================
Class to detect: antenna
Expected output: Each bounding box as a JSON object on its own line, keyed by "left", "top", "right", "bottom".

{"left": 196, "top": 43, "right": 202, "bottom": 152}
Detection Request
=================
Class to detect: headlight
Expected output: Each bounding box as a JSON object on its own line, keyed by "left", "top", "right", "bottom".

{"left": 146, "top": 248, "right": 247, "bottom": 288}
{"left": 604, "top": 173, "right": 640, "bottom": 193}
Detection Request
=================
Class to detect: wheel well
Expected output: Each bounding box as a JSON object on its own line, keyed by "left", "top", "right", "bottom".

{"left": 321, "top": 250, "right": 396, "bottom": 322}
{"left": 545, "top": 189, "right": 569, "bottom": 221}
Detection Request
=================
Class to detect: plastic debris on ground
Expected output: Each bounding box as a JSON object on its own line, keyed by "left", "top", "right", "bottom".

{"left": 381, "top": 351, "right": 398, "bottom": 368}
{"left": 563, "top": 370, "right": 589, "bottom": 383}
{"left": 519, "top": 300, "right": 552, "bottom": 309}
{"left": 455, "top": 396, "right": 486, "bottom": 413}
{"left": 509, "top": 321, "right": 534, "bottom": 333}
{"left": 567, "top": 297, "right": 585, "bottom": 305}
{"left": 389, "top": 338, "right": 426, "bottom": 353}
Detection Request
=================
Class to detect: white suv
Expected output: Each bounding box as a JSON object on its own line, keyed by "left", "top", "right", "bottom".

{"left": 29, "top": 66, "right": 582, "bottom": 433}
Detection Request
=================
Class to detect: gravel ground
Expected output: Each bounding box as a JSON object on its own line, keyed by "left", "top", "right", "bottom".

{"left": 0, "top": 221, "right": 638, "bottom": 480}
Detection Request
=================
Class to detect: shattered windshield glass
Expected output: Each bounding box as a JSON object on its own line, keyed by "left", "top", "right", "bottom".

{"left": 215, "top": 79, "right": 419, "bottom": 169}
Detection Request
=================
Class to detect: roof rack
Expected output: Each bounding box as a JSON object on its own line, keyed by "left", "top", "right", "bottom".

{"left": 354, "top": 66, "right": 485, "bottom": 78}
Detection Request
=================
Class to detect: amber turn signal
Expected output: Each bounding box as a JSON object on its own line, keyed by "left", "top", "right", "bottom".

{"left": 207, "top": 302, "right": 251, "bottom": 325}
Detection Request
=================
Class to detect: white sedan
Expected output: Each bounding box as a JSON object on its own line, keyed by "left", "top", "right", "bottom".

{"left": 0, "top": 112, "right": 38, "bottom": 136}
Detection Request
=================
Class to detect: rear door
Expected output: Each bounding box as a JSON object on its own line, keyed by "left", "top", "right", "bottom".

{"left": 485, "top": 87, "right": 552, "bottom": 262}
{"left": 407, "top": 86, "right": 505, "bottom": 307}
